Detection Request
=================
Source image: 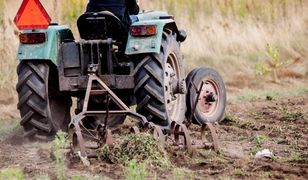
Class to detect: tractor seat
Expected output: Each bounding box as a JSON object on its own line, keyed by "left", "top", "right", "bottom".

{"left": 77, "top": 11, "right": 128, "bottom": 41}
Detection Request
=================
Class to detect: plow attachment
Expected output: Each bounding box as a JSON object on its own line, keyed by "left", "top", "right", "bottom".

{"left": 69, "top": 70, "right": 221, "bottom": 159}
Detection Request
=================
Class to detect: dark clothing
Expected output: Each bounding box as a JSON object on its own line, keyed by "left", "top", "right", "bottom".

{"left": 86, "top": 0, "right": 139, "bottom": 28}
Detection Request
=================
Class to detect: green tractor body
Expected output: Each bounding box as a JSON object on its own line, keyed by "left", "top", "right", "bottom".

{"left": 15, "top": 8, "right": 226, "bottom": 142}
{"left": 16, "top": 11, "right": 181, "bottom": 64}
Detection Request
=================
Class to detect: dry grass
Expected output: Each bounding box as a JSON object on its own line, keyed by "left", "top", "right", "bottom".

{"left": 141, "top": 1, "right": 308, "bottom": 81}
{"left": 0, "top": 0, "right": 307, "bottom": 119}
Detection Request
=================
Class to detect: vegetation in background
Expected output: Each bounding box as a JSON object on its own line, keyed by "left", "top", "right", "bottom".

{"left": 61, "top": 0, "right": 87, "bottom": 31}
{"left": 0, "top": 119, "right": 19, "bottom": 140}
{"left": 255, "top": 44, "right": 299, "bottom": 83}
{"left": 0, "top": 0, "right": 3, "bottom": 26}
{"left": 146, "top": 0, "right": 308, "bottom": 80}
{"left": 0, "top": 168, "right": 24, "bottom": 180}
{"left": 52, "top": 131, "right": 68, "bottom": 180}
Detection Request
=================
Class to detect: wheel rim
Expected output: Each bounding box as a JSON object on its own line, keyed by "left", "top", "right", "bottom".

{"left": 165, "top": 53, "right": 184, "bottom": 122}
{"left": 197, "top": 79, "right": 220, "bottom": 118}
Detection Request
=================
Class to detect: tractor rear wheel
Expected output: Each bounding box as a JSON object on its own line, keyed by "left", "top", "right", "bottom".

{"left": 134, "top": 31, "right": 186, "bottom": 127}
{"left": 16, "top": 61, "right": 71, "bottom": 140}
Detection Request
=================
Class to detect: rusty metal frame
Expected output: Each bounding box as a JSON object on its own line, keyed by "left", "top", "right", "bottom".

{"left": 70, "top": 74, "right": 148, "bottom": 158}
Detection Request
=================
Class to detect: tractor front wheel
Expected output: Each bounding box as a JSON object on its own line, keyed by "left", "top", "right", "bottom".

{"left": 16, "top": 61, "right": 71, "bottom": 140}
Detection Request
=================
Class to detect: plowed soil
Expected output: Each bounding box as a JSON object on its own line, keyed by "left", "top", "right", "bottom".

{"left": 0, "top": 95, "right": 307, "bottom": 179}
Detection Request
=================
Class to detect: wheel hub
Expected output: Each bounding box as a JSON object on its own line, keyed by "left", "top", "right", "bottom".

{"left": 165, "top": 63, "right": 177, "bottom": 113}
{"left": 198, "top": 81, "right": 219, "bottom": 115}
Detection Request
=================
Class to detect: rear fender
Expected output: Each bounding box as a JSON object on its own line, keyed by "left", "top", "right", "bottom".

{"left": 16, "top": 25, "right": 74, "bottom": 65}
{"left": 125, "top": 19, "right": 179, "bottom": 55}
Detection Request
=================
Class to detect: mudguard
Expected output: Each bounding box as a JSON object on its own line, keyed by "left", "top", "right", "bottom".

{"left": 16, "top": 25, "right": 74, "bottom": 65}
{"left": 125, "top": 11, "right": 179, "bottom": 55}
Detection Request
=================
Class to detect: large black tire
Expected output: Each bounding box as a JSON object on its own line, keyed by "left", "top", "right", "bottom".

{"left": 186, "top": 68, "right": 227, "bottom": 124}
{"left": 134, "top": 31, "right": 186, "bottom": 127}
{"left": 16, "top": 61, "right": 72, "bottom": 140}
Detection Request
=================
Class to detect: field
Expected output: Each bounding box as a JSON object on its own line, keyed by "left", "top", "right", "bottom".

{"left": 0, "top": 0, "right": 308, "bottom": 179}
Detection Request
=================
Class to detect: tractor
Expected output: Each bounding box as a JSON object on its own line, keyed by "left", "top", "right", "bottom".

{"left": 14, "top": 1, "right": 226, "bottom": 155}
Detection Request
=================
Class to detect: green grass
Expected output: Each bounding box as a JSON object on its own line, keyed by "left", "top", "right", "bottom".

{"left": 280, "top": 108, "right": 305, "bottom": 122}
{"left": 52, "top": 131, "right": 68, "bottom": 180}
{"left": 125, "top": 160, "right": 148, "bottom": 180}
{"left": 0, "top": 168, "right": 24, "bottom": 180}
{"left": 99, "top": 133, "right": 169, "bottom": 166}
{"left": 229, "top": 84, "right": 308, "bottom": 101}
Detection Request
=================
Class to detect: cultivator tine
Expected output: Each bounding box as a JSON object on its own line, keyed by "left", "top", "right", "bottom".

{"left": 105, "top": 129, "right": 114, "bottom": 146}
{"left": 168, "top": 121, "right": 194, "bottom": 155}
{"left": 203, "top": 123, "right": 220, "bottom": 153}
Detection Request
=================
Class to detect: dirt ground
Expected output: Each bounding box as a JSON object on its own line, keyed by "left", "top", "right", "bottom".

{"left": 0, "top": 95, "right": 307, "bottom": 179}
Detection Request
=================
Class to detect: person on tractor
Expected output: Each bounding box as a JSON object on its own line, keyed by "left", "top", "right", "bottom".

{"left": 86, "top": 0, "right": 140, "bottom": 28}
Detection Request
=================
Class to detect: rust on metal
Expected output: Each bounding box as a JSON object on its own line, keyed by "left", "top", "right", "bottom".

{"left": 69, "top": 74, "right": 221, "bottom": 160}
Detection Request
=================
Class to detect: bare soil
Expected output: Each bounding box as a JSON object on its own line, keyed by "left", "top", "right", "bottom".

{"left": 0, "top": 95, "right": 307, "bottom": 179}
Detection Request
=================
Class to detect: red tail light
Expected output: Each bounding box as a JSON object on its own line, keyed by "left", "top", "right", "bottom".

{"left": 19, "top": 33, "right": 46, "bottom": 44}
{"left": 130, "top": 25, "right": 157, "bottom": 36}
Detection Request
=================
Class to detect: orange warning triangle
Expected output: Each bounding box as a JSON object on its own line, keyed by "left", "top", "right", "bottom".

{"left": 14, "top": 0, "right": 51, "bottom": 30}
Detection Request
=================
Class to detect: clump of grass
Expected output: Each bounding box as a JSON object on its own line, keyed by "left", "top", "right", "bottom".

{"left": 99, "top": 133, "right": 169, "bottom": 166}
{"left": 222, "top": 114, "right": 238, "bottom": 125}
{"left": 0, "top": 167, "right": 24, "bottom": 180}
{"left": 52, "top": 131, "right": 68, "bottom": 180}
{"left": 125, "top": 160, "right": 148, "bottom": 180}
{"left": 280, "top": 108, "right": 305, "bottom": 122}
{"left": 253, "top": 134, "right": 268, "bottom": 148}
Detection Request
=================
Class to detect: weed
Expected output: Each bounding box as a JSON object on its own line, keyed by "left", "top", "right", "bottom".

{"left": 280, "top": 108, "right": 304, "bottom": 121}
{"left": 222, "top": 115, "right": 238, "bottom": 125}
{"left": 253, "top": 134, "right": 267, "bottom": 148}
{"left": 125, "top": 160, "right": 147, "bottom": 180}
{"left": 255, "top": 61, "right": 270, "bottom": 76}
{"left": 99, "top": 133, "right": 169, "bottom": 167}
{"left": 279, "top": 152, "right": 301, "bottom": 162}
{"left": 0, "top": 167, "right": 24, "bottom": 180}
{"left": 52, "top": 131, "right": 68, "bottom": 180}
{"left": 255, "top": 44, "right": 300, "bottom": 83}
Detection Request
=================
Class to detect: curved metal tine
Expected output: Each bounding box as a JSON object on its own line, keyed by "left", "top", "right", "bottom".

{"left": 206, "top": 123, "right": 220, "bottom": 153}
{"left": 105, "top": 129, "right": 114, "bottom": 146}
{"left": 169, "top": 121, "right": 177, "bottom": 135}
{"left": 175, "top": 124, "right": 193, "bottom": 154}
{"left": 73, "top": 131, "right": 87, "bottom": 158}
{"left": 180, "top": 124, "right": 193, "bottom": 154}
{"left": 152, "top": 125, "right": 165, "bottom": 145}
{"left": 201, "top": 124, "right": 208, "bottom": 142}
